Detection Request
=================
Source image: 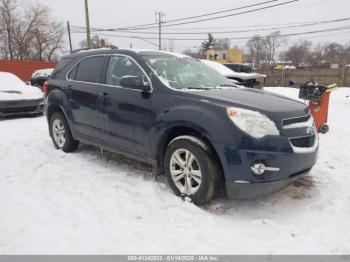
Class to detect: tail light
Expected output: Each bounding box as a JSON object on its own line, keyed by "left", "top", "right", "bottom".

{"left": 43, "top": 81, "right": 49, "bottom": 95}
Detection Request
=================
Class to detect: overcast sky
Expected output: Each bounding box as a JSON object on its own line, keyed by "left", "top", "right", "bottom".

{"left": 22, "top": 0, "right": 350, "bottom": 53}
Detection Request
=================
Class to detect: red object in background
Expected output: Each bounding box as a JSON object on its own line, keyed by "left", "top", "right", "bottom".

{"left": 0, "top": 60, "right": 57, "bottom": 81}
{"left": 308, "top": 91, "right": 331, "bottom": 134}
{"left": 43, "top": 81, "right": 49, "bottom": 93}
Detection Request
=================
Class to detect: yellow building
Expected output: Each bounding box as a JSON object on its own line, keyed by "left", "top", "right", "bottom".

{"left": 206, "top": 48, "right": 243, "bottom": 64}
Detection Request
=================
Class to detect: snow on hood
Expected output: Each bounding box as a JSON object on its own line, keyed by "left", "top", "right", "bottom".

{"left": 200, "top": 59, "right": 266, "bottom": 80}
{"left": 0, "top": 72, "right": 43, "bottom": 101}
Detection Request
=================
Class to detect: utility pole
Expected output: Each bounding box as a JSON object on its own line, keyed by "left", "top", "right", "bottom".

{"left": 84, "top": 0, "right": 91, "bottom": 48}
{"left": 67, "top": 21, "right": 73, "bottom": 53}
{"left": 155, "top": 11, "right": 165, "bottom": 51}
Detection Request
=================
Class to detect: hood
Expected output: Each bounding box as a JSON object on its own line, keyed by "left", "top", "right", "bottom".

{"left": 186, "top": 88, "right": 309, "bottom": 121}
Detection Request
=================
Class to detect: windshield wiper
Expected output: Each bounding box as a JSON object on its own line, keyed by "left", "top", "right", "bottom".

{"left": 186, "top": 86, "right": 215, "bottom": 90}
{"left": 218, "top": 84, "right": 237, "bottom": 87}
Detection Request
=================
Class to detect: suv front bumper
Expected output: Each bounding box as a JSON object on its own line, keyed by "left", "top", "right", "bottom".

{"left": 226, "top": 168, "right": 311, "bottom": 199}
{"left": 214, "top": 134, "right": 318, "bottom": 199}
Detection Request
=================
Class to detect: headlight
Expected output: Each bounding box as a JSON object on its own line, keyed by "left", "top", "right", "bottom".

{"left": 226, "top": 107, "right": 280, "bottom": 138}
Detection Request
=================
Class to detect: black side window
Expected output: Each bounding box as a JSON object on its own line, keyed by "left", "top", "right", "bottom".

{"left": 75, "top": 56, "right": 106, "bottom": 83}
{"left": 51, "top": 58, "right": 73, "bottom": 79}
{"left": 68, "top": 65, "right": 78, "bottom": 80}
{"left": 105, "top": 56, "right": 145, "bottom": 87}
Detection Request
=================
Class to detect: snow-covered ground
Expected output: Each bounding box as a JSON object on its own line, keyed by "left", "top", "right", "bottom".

{"left": 0, "top": 87, "right": 349, "bottom": 254}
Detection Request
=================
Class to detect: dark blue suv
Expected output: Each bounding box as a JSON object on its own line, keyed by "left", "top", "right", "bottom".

{"left": 46, "top": 48, "right": 318, "bottom": 205}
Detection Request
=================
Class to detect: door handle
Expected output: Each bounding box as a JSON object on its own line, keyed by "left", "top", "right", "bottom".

{"left": 98, "top": 92, "right": 110, "bottom": 103}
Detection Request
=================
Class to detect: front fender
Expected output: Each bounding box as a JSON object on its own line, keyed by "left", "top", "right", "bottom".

{"left": 147, "top": 103, "right": 238, "bottom": 159}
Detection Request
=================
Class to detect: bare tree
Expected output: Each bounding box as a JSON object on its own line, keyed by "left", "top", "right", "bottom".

{"left": 284, "top": 40, "right": 312, "bottom": 67}
{"left": 182, "top": 48, "right": 205, "bottom": 59}
{"left": 264, "top": 31, "right": 287, "bottom": 68}
{"left": 0, "top": 1, "right": 65, "bottom": 60}
{"left": 0, "top": 0, "right": 17, "bottom": 59}
{"left": 246, "top": 35, "right": 268, "bottom": 69}
{"left": 323, "top": 42, "right": 346, "bottom": 65}
{"left": 344, "top": 42, "right": 350, "bottom": 65}
{"left": 215, "top": 38, "right": 231, "bottom": 50}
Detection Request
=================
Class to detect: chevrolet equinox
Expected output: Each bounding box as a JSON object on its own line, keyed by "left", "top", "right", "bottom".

{"left": 45, "top": 48, "right": 318, "bottom": 205}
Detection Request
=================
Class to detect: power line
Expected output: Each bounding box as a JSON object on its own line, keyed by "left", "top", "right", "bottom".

{"left": 72, "top": 20, "right": 321, "bottom": 32}
{"left": 152, "top": 0, "right": 280, "bottom": 25}
{"left": 72, "top": 0, "right": 300, "bottom": 32}
{"left": 71, "top": 25, "right": 350, "bottom": 41}
{"left": 70, "top": 30, "right": 159, "bottom": 47}
{"left": 123, "top": 0, "right": 301, "bottom": 30}
{"left": 71, "top": 17, "right": 350, "bottom": 35}
{"left": 179, "top": 29, "right": 350, "bottom": 50}
{"left": 105, "top": 0, "right": 280, "bottom": 31}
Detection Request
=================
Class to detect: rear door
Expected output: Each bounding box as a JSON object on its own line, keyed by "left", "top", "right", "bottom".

{"left": 67, "top": 55, "right": 107, "bottom": 140}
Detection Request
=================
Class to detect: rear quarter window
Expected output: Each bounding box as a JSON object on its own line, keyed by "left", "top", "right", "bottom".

{"left": 51, "top": 58, "right": 73, "bottom": 79}
{"left": 68, "top": 65, "right": 78, "bottom": 80}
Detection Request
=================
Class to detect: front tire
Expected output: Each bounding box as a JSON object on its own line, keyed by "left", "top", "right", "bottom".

{"left": 164, "top": 135, "right": 222, "bottom": 205}
{"left": 49, "top": 112, "right": 79, "bottom": 152}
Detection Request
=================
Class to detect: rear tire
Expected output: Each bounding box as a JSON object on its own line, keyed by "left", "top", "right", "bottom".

{"left": 164, "top": 135, "right": 223, "bottom": 205}
{"left": 49, "top": 112, "right": 79, "bottom": 152}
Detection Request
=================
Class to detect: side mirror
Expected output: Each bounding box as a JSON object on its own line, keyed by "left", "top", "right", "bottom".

{"left": 119, "top": 75, "right": 151, "bottom": 92}
{"left": 288, "top": 80, "right": 295, "bottom": 87}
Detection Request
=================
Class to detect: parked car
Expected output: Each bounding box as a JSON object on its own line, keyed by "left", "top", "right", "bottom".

{"left": 0, "top": 72, "right": 44, "bottom": 117}
{"left": 30, "top": 68, "right": 54, "bottom": 91}
{"left": 201, "top": 59, "right": 266, "bottom": 88}
{"left": 224, "top": 63, "right": 252, "bottom": 73}
{"left": 46, "top": 48, "right": 318, "bottom": 205}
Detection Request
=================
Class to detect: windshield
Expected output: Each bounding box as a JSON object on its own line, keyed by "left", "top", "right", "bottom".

{"left": 141, "top": 54, "right": 236, "bottom": 90}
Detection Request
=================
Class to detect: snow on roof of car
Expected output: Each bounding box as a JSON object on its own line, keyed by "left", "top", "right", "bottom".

{"left": 123, "top": 48, "right": 191, "bottom": 58}
{"left": 31, "top": 68, "right": 54, "bottom": 78}
{"left": 0, "top": 72, "right": 43, "bottom": 101}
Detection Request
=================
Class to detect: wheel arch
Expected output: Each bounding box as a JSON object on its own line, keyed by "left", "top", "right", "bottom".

{"left": 156, "top": 125, "right": 224, "bottom": 179}
{"left": 46, "top": 104, "right": 64, "bottom": 123}
{"left": 46, "top": 103, "right": 76, "bottom": 138}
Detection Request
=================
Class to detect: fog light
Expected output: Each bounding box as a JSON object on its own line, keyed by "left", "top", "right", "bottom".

{"left": 251, "top": 163, "right": 266, "bottom": 176}
{"left": 251, "top": 162, "right": 280, "bottom": 176}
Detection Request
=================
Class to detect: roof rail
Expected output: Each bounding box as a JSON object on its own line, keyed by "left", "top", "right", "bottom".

{"left": 71, "top": 44, "right": 119, "bottom": 54}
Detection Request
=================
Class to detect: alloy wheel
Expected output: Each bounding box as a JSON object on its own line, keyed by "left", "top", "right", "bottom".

{"left": 52, "top": 119, "right": 66, "bottom": 148}
{"left": 170, "top": 148, "right": 202, "bottom": 195}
